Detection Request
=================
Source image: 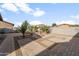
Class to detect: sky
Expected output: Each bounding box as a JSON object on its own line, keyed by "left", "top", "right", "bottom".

{"left": 0, "top": 3, "right": 79, "bottom": 27}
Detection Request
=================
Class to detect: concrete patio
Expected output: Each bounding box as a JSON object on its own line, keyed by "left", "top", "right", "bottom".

{"left": 0, "top": 27, "right": 79, "bottom": 56}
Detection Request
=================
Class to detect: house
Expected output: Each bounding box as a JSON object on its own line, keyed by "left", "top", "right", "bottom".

{"left": 57, "top": 24, "right": 71, "bottom": 29}
{"left": 49, "top": 24, "right": 72, "bottom": 32}
{"left": 0, "top": 14, "right": 14, "bottom": 33}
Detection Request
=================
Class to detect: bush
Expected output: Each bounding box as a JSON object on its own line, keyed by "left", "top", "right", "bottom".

{"left": 41, "top": 25, "right": 49, "bottom": 33}
{"left": 52, "top": 23, "right": 56, "bottom": 27}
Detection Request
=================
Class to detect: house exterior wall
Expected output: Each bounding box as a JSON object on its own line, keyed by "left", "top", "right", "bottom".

{"left": 0, "top": 21, "right": 13, "bottom": 29}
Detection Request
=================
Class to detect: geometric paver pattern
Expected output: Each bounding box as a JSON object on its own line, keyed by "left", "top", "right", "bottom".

{"left": 0, "top": 27, "right": 79, "bottom": 56}
{"left": 17, "top": 28, "right": 79, "bottom": 56}
{"left": 37, "top": 34, "right": 79, "bottom": 56}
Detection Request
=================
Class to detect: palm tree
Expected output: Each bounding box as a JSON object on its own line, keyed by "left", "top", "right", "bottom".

{"left": 16, "top": 21, "right": 29, "bottom": 38}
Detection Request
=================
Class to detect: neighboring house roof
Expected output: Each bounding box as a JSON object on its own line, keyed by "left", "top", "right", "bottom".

{"left": 0, "top": 13, "right": 14, "bottom": 26}
{"left": 0, "top": 13, "right": 3, "bottom": 21}
{"left": 57, "top": 24, "right": 71, "bottom": 27}
{"left": 2, "top": 21, "right": 14, "bottom": 26}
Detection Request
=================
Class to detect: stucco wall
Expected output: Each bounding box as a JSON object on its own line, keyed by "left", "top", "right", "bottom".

{"left": 0, "top": 21, "right": 13, "bottom": 29}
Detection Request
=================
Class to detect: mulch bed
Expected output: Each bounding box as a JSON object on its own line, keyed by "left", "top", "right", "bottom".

{"left": 13, "top": 33, "right": 42, "bottom": 56}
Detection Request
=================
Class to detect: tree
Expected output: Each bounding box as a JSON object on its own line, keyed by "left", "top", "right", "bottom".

{"left": 52, "top": 23, "right": 56, "bottom": 27}
{"left": 16, "top": 21, "right": 29, "bottom": 38}
{"left": 27, "top": 25, "right": 34, "bottom": 33}
{"left": 41, "top": 25, "right": 49, "bottom": 33}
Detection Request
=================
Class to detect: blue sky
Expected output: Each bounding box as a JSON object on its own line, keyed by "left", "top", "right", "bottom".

{"left": 0, "top": 3, "right": 79, "bottom": 27}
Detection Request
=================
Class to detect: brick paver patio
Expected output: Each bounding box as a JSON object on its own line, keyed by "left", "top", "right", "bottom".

{"left": 37, "top": 33, "right": 79, "bottom": 56}
{"left": 0, "top": 28, "right": 79, "bottom": 56}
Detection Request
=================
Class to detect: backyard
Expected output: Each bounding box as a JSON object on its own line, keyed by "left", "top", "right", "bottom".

{"left": 0, "top": 26, "right": 79, "bottom": 56}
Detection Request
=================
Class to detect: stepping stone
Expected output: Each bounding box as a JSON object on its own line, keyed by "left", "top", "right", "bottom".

{"left": 18, "top": 41, "right": 46, "bottom": 56}
{"left": 36, "top": 39, "right": 55, "bottom": 47}
{"left": 49, "top": 36, "right": 74, "bottom": 43}
{"left": 47, "top": 37, "right": 67, "bottom": 43}
{"left": 51, "top": 28, "right": 78, "bottom": 36}
{"left": 50, "top": 33, "right": 72, "bottom": 37}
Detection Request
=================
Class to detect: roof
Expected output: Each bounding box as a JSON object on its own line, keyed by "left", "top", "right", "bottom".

{"left": 0, "top": 14, "right": 3, "bottom": 21}
{"left": 3, "top": 21, "right": 14, "bottom": 26}
{"left": 59, "top": 24, "right": 71, "bottom": 26}
{"left": 0, "top": 13, "right": 14, "bottom": 26}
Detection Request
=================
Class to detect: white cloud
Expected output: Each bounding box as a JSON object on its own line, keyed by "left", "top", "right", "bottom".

{"left": 3, "top": 18, "right": 8, "bottom": 21}
{"left": 14, "top": 22, "right": 22, "bottom": 27}
{"left": 0, "top": 0, "right": 13, "bottom": 3}
{"left": 3, "top": 18, "right": 13, "bottom": 23}
{"left": 15, "top": 3, "right": 34, "bottom": 13}
{"left": 32, "top": 8, "right": 45, "bottom": 17}
{"left": 1, "top": 3, "right": 45, "bottom": 17}
{"left": 70, "top": 14, "right": 79, "bottom": 19}
{"left": 1, "top": 3, "right": 18, "bottom": 12}
{"left": 0, "top": 0, "right": 78, "bottom": 3}
{"left": 0, "top": 0, "right": 55, "bottom": 3}
{"left": 29, "top": 20, "right": 43, "bottom": 25}
{"left": 56, "top": 20, "right": 75, "bottom": 25}
{"left": 15, "top": 4, "right": 45, "bottom": 17}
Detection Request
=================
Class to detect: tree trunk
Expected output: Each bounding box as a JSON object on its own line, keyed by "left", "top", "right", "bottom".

{"left": 23, "top": 33, "right": 25, "bottom": 38}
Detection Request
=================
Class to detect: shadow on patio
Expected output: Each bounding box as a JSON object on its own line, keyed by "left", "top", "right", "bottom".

{"left": 36, "top": 32, "right": 79, "bottom": 56}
